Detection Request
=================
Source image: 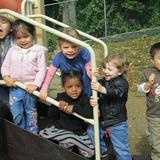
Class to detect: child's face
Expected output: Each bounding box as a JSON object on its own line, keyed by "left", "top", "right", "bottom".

{"left": 103, "top": 62, "right": 122, "bottom": 81}
{"left": 15, "top": 28, "right": 33, "bottom": 49}
{"left": 152, "top": 51, "right": 160, "bottom": 70}
{"left": 60, "top": 40, "right": 80, "bottom": 59}
{"left": 63, "top": 77, "right": 82, "bottom": 99}
{"left": 0, "top": 19, "right": 11, "bottom": 39}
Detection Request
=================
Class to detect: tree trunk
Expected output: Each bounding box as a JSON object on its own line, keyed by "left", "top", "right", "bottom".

{"left": 62, "top": 1, "right": 76, "bottom": 26}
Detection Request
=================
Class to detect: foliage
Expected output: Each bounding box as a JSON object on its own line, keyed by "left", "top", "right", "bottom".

{"left": 44, "top": 0, "right": 160, "bottom": 50}
{"left": 76, "top": 0, "right": 104, "bottom": 37}
{"left": 76, "top": 0, "right": 148, "bottom": 37}
{"left": 47, "top": 33, "right": 58, "bottom": 52}
{"left": 92, "top": 34, "right": 160, "bottom": 93}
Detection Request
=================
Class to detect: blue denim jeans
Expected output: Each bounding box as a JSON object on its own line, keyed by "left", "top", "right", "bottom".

{"left": 0, "top": 85, "right": 10, "bottom": 107}
{"left": 87, "top": 121, "right": 131, "bottom": 160}
{"left": 10, "top": 88, "right": 38, "bottom": 134}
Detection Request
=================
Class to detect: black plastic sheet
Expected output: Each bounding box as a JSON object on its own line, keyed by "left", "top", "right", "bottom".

{"left": 0, "top": 119, "right": 86, "bottom": 160}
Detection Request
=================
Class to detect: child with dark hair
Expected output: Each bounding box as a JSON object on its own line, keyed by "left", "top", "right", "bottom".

{"left": 138, "top": 42, "right": 160, "bottom": 160}
{"left": 1, "top": 19, "right": 47, "bottom": 134}
{"left": 39, "top": 70, "right": 94, "bottom": 158}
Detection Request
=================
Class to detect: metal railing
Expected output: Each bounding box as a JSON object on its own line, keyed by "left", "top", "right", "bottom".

{"left": 28, "top": 14, "right": 108, "bottom": 57}
{"left": 0, "top": 8, "right": 103, "bottom": 160}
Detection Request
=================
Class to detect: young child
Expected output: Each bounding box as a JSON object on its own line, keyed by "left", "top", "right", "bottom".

{"left": 138, "top": 42, "right": 160, "bottom": 160}
{"left": 40, "top": 27, "right": 91, "bottom": 100}
{"left": 1, "top": 19, "right": 47, "bottom": 134}
{"left": 88, "top": 53, "right": 131, "bottom": 160}
{"left": 0, "top": 15, "right": 13, "bottom": 108}
{"left": 39, "top": 70, "right": 94, "bottom": 158}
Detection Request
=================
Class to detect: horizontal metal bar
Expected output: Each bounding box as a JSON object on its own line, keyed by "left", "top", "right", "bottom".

{"left": 0, "top": 80, "right": 94, "bottom": 125}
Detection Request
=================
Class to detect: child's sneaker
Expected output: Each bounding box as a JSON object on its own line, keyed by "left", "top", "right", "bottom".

{"left": 101, "top": 151, "right": 108, "bottom": 158}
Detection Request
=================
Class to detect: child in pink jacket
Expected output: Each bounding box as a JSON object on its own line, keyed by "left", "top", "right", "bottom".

{"left": 1, "top": 19, "right": 47, "bottom": 134}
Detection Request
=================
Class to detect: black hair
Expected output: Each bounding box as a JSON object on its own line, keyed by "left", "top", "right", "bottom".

{"left": 12, "top": 19, "right": 35, "bottom": 39}
{"left": 150, "top": 42, "right": 160, "bottom": 58}
{"left": 61, "top": 70, "right": 83, "bottom": 86}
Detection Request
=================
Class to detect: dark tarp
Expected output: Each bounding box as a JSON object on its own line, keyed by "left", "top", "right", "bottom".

{"left": 0, "top": 118, "right": 87, "bottom": 160}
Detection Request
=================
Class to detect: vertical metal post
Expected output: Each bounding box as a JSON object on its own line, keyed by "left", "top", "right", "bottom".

{"left": 103, "top": 0, "right": 107, "bottom": 38}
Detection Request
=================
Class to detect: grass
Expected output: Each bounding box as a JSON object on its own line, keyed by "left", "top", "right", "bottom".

{"left": 47, "top": 34, "right": 160, "bottom": 95}
{"left": 92, "top": 34, "right": 160, "bottom": 94}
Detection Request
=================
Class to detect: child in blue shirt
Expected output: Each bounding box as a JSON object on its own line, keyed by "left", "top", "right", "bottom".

{"left": 40, "top": 27, "right": 92, "bottom": 100}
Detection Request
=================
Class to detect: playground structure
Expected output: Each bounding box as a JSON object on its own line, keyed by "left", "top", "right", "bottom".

{"left": 0, "top": 1, "right": 109, "bottom": 160}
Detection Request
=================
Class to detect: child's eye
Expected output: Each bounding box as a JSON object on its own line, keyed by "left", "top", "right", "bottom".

{"left": 72, "top": 45, "right": 78, "bottom": 48}
{"left": 24, "top": 35, "right": 29, "bottom": 38}
{"left": 1, "top": 20, "right": 7, "bottom": 24}
{"left": 63, "top": 46, "right": 69, "bottom": 49}
{"left": 15, "top": 36, "right": 21, "bottom": 40}
{"left": 67, "top": 85, "right": 72, "bottom": 88}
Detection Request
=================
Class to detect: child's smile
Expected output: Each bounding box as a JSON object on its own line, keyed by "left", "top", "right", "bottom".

{"left": 60, "top": 40, "right": 80, "bottom": 59}
{"left": 103, "top": 62, "right": 122, "bottom": 81}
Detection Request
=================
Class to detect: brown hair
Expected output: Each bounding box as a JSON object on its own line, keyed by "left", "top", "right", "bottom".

{"left": 103, "top": 53, "right": 129, "bottom": 73}
{"left": 58, "top": 27, "right": 80, "bottom": 46}
{"left": 0, "top": 14, "right": 14, "bottom": 28}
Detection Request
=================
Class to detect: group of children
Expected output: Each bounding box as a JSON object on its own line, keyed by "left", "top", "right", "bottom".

{"left": 0, "top": 14, "right": 160, "bottom": 160}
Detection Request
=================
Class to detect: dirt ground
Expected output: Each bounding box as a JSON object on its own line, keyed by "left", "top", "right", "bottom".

{"left": 48, "top": 76, "right": 150, "bottom": 156}
{"left": 127, "top": 94, "right": 150, "bottom": 155}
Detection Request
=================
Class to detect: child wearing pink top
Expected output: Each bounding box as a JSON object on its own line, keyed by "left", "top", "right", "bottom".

{"left": 1, "top": 19, "right": 47, "bottom": 134}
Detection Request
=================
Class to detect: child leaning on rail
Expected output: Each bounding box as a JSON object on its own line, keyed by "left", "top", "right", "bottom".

{"left": 138, "top": 42, "right": 160, "bottom": 160}
{"left": 1, "top": 19, "right": 47, "bottom": 134}
{"left": 39, "top": 70, "right": 94, "bottom": 158}
{"left": 88, "top": 53, "right": 132, "bottom": 160}
{"left": 39, "top": 27, "right": 92, "bottom": 101}
{"left": 0, "top": 14, "right": 14, "bottom": 109}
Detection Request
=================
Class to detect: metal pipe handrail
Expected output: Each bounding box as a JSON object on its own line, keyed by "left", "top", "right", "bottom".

{"left": 28, "top": 14, "right": 108, "bottom": 57}
{"left": 21, "top": 0, "right": 35, "bottom": 15}
{"left": 0, "top": 80, "right": 94, "bottom": 125}
{"left": 0, "top": 9, "right": 100, "bottom": 160}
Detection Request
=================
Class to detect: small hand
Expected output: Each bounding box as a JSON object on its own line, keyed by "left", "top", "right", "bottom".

{"left": 90, "top": 97, "right": 100, "bottom": 117}
{"left": 148, "top": 73, "right": 155, "bottom": 85}
{"left": 4, "top": 76, "right": 16, "bottom": 87}
{"left": 92, "top": 68, "right": 99, "bottom": 77}
{"left": 39, "top": 90, "right": 48, "bottom": 101}
{"left": 91, "top": 81, "right": 100, "bottom": 91}
{"left": 59, "top": 101, "right": 73, "bottom": 114}
{"left": 26, "top": 85, "right": 37, "bottom": 94}
{"left": 90, "top": 97, "right": 98, "bottom": 107}
{"left": 59, "top": 101, "right": 69, "bottom": 111}
{"left": 65, "top": 105, "right": 73, "bottom": 114}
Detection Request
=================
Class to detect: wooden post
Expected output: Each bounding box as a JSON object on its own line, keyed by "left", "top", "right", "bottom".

{"left": 32, "top": 0, "right": 46, "bottom": 46}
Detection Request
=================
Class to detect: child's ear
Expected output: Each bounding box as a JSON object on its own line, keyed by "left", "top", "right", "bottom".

{"left": 62, "top": 87, "right": 65, "bottom": 92}
{"left": 118, "top": 69, "right": 124, "bottom": 75}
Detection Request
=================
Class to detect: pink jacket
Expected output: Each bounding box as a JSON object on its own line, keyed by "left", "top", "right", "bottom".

{"left": 1, "top": 44, "right": 47, "bottom": 88}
